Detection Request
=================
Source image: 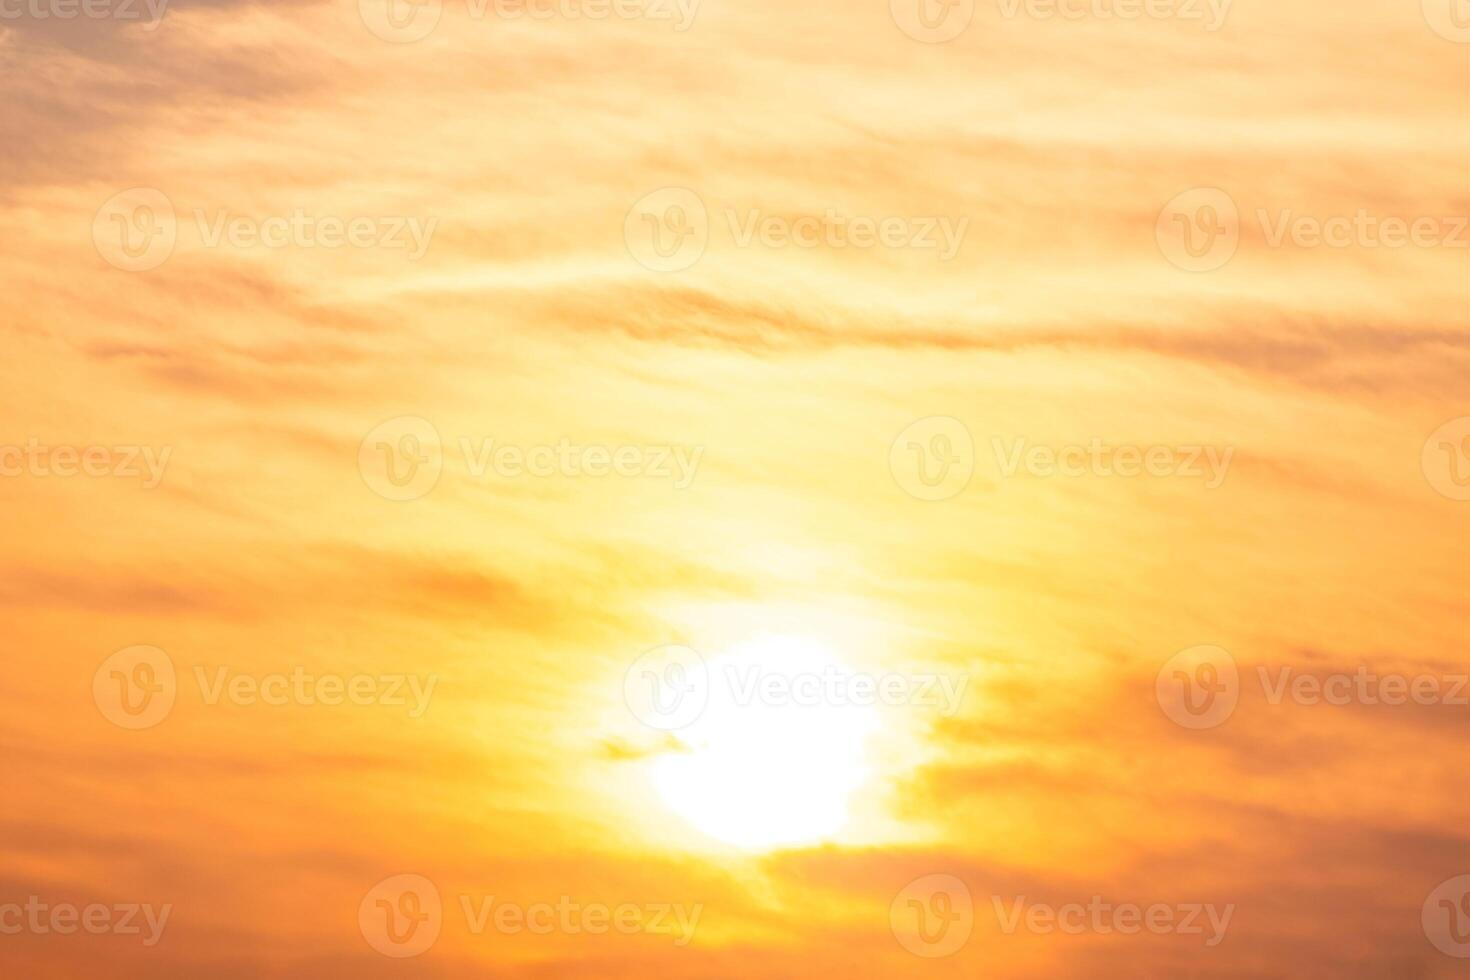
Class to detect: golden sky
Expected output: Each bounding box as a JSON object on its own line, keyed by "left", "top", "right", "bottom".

{"left": 4, "top": 0, "right": 1470, "bottom": 976}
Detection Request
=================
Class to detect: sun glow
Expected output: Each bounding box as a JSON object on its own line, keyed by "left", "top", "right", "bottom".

{"left": 648, "top": 637, "right": 878, "bottom": 849}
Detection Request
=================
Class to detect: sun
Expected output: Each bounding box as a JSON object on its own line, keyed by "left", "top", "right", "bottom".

{"left": 647, "top": 637, "right": 878, "bottom": 849}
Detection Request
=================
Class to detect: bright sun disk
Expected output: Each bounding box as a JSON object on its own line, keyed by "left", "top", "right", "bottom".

{"left": 649, "top": 637, "right": 877, "bottom": 849}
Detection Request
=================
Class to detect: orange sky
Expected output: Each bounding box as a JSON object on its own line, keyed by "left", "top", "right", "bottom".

{"left": 4, "top": 0, "right": 1470, "bottom": 976}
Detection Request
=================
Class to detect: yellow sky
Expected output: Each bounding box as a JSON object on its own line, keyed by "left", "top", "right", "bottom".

{"left": 4, "top": 0, "right": 1470, "bottom": 976}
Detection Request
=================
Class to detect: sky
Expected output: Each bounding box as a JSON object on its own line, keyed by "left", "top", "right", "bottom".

{"left": 4, "top": 0, "right": 1470, "bottom": 975}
